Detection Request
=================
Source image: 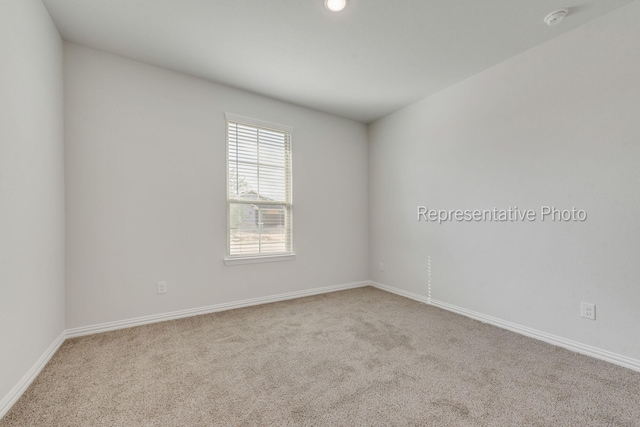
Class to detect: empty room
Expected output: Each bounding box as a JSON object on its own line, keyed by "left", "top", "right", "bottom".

{"left": 2, "top": 0, "right": 639, "bottom": 425}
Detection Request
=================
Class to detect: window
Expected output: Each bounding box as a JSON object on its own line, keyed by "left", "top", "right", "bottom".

{"left": 225, "top": 114, "right": 293, "bottom": 264}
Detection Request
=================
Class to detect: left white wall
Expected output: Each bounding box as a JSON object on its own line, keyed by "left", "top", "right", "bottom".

{"left": 0, "top": 0, "right": 65, "bottom": 411}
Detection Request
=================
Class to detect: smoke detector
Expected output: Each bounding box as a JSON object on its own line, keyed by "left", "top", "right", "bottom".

{"left": 544, "top": 8, "right": 569, "bottom": 26}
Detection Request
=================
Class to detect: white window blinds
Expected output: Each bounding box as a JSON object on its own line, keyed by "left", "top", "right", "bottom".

{"left": 226, "top": 114, "right": 293, "bottom": 257}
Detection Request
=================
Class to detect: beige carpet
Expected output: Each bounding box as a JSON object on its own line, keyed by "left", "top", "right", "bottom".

{"left": 2, "top": 287, "right": 639, "bottom": 426}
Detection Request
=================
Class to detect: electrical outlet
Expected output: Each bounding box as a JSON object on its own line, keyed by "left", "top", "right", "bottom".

{"left": 581, "top": 302, "right": 595, "bottom": 320}
{"left": 157, "top": 281, "right": 167, "bottom": 294}
{"left": 379, "top": 262, "right": 384, "bottom": 271}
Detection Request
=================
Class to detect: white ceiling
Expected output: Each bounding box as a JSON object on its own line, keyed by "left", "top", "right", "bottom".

{"left": 42, "top": 0, "right": 633, "bottom": 123}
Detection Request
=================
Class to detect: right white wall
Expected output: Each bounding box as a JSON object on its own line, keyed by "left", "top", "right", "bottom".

{"left": 369, "top": 1, "right": 640, "bottom": 361}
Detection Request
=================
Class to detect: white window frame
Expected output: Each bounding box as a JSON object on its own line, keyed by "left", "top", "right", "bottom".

{"left": 224, "top": 113, "right": 295, "bottom": 266}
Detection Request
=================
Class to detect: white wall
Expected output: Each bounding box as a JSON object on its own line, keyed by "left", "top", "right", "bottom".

{"left": 369, "top": 1, "right": 640, "bottom": 360}
{"left": 0, "top": 0, "right": 65, "bottom": 401}
{"left": 64, "top": 43, "right": 369, "bottom": 329}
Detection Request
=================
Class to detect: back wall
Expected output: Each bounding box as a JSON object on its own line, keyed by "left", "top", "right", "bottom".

{"left": 64, "top": 43, "right": 369, "bottom": 329}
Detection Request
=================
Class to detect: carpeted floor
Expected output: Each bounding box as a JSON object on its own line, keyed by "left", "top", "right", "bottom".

{"left": 2, "top": 286, "right": 640, "bottom": 426}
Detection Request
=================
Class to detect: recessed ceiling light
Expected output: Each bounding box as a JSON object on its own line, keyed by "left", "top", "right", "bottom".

{"left": 325, "top": 0, "right": 347, "bottom": 12}
{"left": 544, "top": 8, "right": 569, "bottom": 26}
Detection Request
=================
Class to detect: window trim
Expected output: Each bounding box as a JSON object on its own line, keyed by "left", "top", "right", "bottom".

{"left": 223, "top": 253, "right": 296, "bottom": 266}
{"left": 225, "top": 113, "right": 293, "bottom": 135}
{"left": 224, "top": 113, "right": 294, "bottom": 264}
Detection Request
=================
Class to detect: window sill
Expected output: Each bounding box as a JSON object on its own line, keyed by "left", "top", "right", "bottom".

{"left": 223, "top": 253, "right": 296, "bottom": 266}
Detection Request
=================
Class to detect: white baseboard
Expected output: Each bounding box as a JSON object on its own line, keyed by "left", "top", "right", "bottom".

{"left": 7, "top": 279, "right": 637, "bottom": 422}
{"left": 0, "top": 331, "right": 66, "bottom": 419}
{"left": 370, "top": 281, "right": 431, "bottom": 305}
{"left": 1, "top": 281, "right": 369, "bottom": 419}
{"left": 66, "top": 281, "right": 369, "bottom": 338}
{"left": 369, "top": 281, "right": 640, "bottom": 373}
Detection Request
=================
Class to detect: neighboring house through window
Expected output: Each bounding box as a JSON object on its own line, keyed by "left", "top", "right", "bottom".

{"left": 225, "top": 114, "right": 293, "bottom": 264}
